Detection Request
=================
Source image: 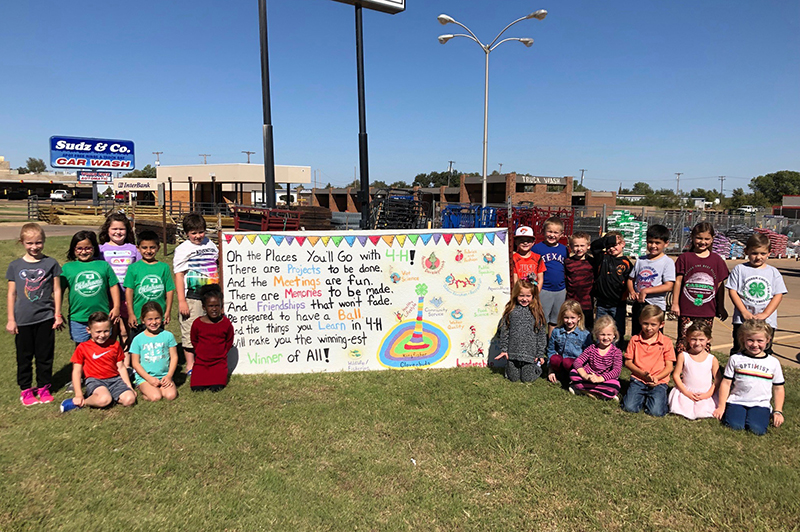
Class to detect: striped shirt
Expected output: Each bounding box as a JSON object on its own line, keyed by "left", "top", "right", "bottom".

{"left": 565, "top": 255, "right": 594, "bottom": 311}
{"left": 573, "top": 343, "right": 623, "bottom": 381}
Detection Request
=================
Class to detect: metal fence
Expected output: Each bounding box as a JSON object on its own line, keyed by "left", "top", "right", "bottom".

{"left": 432, "top": 201, "right": 789, "bottom": 254}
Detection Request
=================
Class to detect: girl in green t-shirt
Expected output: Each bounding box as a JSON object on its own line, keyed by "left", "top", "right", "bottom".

{"left": 60, "top": 231, "right": 121, "bottom": 345}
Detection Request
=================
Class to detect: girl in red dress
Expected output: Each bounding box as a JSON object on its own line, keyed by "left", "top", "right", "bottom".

{"left": 189, "top": 284, "right": 234, "bottom": 392}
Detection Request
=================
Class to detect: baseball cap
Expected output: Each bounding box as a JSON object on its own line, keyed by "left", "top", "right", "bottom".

{"left": 515, "top": 226, "right": 534, "bottom": 237}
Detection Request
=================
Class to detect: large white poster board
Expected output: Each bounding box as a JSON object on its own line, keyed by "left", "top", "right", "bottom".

{"left": 222, "top": 229, "right": 510, "bottom": 374}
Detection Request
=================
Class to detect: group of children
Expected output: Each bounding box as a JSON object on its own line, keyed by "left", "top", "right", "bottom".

{"left": 7, "top": 213, "right": 233, "bottom": 412}
{"left": 504, "top": 217, "right": 786, "bottom": 435}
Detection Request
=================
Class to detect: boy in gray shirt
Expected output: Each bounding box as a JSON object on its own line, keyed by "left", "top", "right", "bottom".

{"left": 627, "top": 225, "right": 676, "bottom": 337}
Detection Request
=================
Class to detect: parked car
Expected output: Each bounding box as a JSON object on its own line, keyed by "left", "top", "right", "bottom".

{"left": 50, "top": 189, "right": 72, "bottom": 201}
{"left": 736, "top": 205, "right": 758, "bottom": 214}
{"left": 115, "top": 191, "right": 129, "bottom": 202}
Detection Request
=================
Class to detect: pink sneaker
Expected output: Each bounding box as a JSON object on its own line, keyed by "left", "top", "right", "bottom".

{"left": 36, "top": 385, "right": 54, "bottom": 404}
{"left": 20, "top": 388, "right": 39, "bottom": 407}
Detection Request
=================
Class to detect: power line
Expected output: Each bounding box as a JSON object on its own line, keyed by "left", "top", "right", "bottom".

{"left": 719, "top": 175, "right": 726, "bottom": 198}
{"left": 675, "top": 172, "right": 683, "bottom": 194}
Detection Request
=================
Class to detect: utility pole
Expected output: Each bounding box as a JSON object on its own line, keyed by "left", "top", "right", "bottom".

{"left": 447, "top": 160, "right": 456, "bottom": 187}
{"left": 242, "top": 150, "right": 256, "bottom": 163}
{"left": 152, "top": 151, "right": 163, "bottom": 166}
{"left": 675, "top": 172, "right": 683, "bottom": 195}
{"left": 579, "top": 168, "right": 586, "bottom": 187}
{"left": 199, "top": 154, "right": 211, "bottom": 165}
{"left": 498, "top": 163, "right": 503, "bottom": 174}
{"left": 718, "top": 175, "right": 726, "bottom": 199}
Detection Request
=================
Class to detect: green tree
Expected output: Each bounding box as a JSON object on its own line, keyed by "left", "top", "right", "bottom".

{"left": 123, "top": 164, "right": 156, "bottom": 178}
{"left": 749, "top": 170, "right": 800, "bottom": 205}
{"left": 728, "top": 187, "right": 747, "bottom": 209}
{"left": 413, "top": 170, "right": 462, "bottom": 188}
{"left": 631, "top": 182, "right": 654, "bottom": 195}
{"left": 689, "top": 188, "right": 720, "bottom": 202}
{"left": 16, "top": 166, "right": 29, "bottom": 175}
{"left": 26, "top": 158, "right": 46, "bottom": 174}
{"left": 389, "top": 180, "right": 411, "bottom": 188}
{"left": 573, "top": 182, "right": 587, "bottom": 192}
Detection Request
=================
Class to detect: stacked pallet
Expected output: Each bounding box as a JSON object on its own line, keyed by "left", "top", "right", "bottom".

{"left": 755, "top": 228, "right": 788, "bottom": 257}
{"left": 712, "top": 232, "right": 731, "bottom": 259}
{"left": 607, "top": 209, "right": 647, "bottom": 257}
{"left": 287, "top": 206, "right": 332, "bottom": 230}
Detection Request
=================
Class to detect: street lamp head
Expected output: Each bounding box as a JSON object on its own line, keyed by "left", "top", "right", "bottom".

{"left": 437, "top": 14, "right": 455, "bottom": 25}
{"left": 526, "top": 9, "right": 548, "bottom": 20}
{"left": 519, "top": 38, "right": 534, "bottom": 47}
{"left": 438, "top": 34, "right": 455, "bottom": 44}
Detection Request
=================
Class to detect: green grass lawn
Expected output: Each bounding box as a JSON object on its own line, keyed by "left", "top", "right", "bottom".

{"left": 0, "top": 236, "right": 798, "bottom": 531}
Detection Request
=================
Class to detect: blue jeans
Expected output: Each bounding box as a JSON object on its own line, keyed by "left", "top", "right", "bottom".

{"left": 69, "top": 320, "right": 90, "bottom": 344}
{"left": 596, "top": 302, "right": 626, "bottom": 341}
{"left": 722, "top": 403, "right": 771, "bottom": 435}
{"left": 622, "top": 379, "right": 668, "bottom": 417}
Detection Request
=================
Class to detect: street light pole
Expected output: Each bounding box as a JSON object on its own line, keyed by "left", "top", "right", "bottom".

{"left": 438, "top": 10, "right": 546, "bottom": 207}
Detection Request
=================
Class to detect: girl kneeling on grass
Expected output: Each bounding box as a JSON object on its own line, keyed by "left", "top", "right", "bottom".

{"left": 190, "top": 284, "right": 234, "bottom": 392}
{"left": 496, "top": 279, "right": 548, "bottom": 383}
{"left": 547, "top": 299, "right": 592, "bottom": 385}
{"left": 668, "top": 323, "right": 720, "bottom": 420}
{"left": 713, "top": 319, "right": 785, "bottom": 435}
{"left": 568, "top": 315, "right": 623, "bottom": 400}
{"left": 130, "top": 302, "right": 178, "bottom": 402}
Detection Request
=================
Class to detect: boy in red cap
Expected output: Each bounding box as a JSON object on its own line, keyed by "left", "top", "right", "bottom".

{"left": 511, "top": 225, "right": 545, "bottom": 288}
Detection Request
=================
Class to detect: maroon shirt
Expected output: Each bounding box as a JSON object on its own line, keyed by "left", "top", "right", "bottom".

{"left": 675, "top": 251, "right": 729, "bottom": 318}
{"left": 565, "top": 255, "right": 594, "bottom": 311}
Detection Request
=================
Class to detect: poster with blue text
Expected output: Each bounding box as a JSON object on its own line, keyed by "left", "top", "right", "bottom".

{"left": 222, "top": 228, "right": 510, "bottom": 374}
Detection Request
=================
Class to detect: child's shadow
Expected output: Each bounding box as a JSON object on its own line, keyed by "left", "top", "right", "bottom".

{"left": 51, "top": 363, "right": 74, "bottom": 392}
{"left": 485, "top": 329, "right": 506, "bottom": 375}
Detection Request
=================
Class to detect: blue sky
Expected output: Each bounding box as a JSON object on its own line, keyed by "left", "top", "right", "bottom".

{"left": 1, "top": 1, "right": 798, "bottom": 194}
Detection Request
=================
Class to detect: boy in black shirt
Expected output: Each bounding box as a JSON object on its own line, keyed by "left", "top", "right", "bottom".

{"left": 590, "top": 231, "right": 633, "bottom": 342}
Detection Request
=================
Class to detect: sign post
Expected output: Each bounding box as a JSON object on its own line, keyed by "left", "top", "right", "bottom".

{"left": 330, "top": 1, "right": 405, "bottom": 228}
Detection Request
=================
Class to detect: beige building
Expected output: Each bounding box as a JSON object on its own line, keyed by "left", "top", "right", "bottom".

{"left": 155, "top": 163, "right": 311, "bottom": 207}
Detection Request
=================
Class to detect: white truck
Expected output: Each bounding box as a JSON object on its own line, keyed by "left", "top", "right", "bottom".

{"left": 50, "top": 189, "right": 72, "bottom": 201}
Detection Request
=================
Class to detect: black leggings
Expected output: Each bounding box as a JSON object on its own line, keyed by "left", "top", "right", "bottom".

{"left": 191, "top": 385, "right": 226, "bottom": 392}
{"left": 16, "top": 319, "right": 55, "bottom": 390}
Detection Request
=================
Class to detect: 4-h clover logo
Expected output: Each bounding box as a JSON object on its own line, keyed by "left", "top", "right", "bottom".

{"left": 748, "top": 281, "right": 766, "bottom": 299}
{"left": 744, "top": 276, "right": 770, "bottom": 303}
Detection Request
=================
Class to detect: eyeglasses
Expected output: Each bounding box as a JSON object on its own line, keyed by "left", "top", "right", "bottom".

{"left": 75, "top": 247, "right": 94, "bottom": 252}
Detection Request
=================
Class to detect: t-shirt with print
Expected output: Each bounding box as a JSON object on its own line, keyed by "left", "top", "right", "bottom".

{"left": 173, "top": 238, "right": 219, "bottom": 300}
{"left": 129, "top": 330, "right": 177, "bottom": 384}
{"left": 100, "top": 243, "right": 140, "bottom": 288}
{"left": 723, "top": 352, "right": 784, "bottom": 408}
{"left": 511, "top": 252, "right": 546, "bottom": 283}
{"left": 725, "top": 263, "right": 787, "bottom": 328}
{"left": 60, "top": 260, "right": 118, "bottom": 323}
{"left": 675, "top": 251, "right": 729, "bottom": 318}
{"left": 629, "top": 254, "right": 676, "bottom": 310}
{"left": 532, "top": 242, "right": 567, "bottom": 292}
{"left": 6, "top": 256, "right": 61, "bottom": 326}
{"left": 71, "top": 340, "right": 124, "bottom": 380}
{"left": 124, "top": 260, "right": 176, "bottom": 320}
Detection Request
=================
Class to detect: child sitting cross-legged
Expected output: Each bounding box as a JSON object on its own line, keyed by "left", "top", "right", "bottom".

{"left": 569, "top": 315, "right": 624, "bottom": 400}
{"left": 621, "top": 304, "right": 675, "bottom": 417}
{"left": 60, "top": 311, "right": 136, "bottom": 412}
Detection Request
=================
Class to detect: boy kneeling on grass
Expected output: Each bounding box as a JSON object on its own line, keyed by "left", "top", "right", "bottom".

{"left": 61, "top": 311, "right": 136, "bottom": 412}
{"left": 622, "top": 304, "right": 675, "bottom": 417}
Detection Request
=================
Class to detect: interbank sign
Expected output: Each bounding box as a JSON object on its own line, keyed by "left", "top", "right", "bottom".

{"left": 50, "top": 136, "right": 135, "bottom": 170}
